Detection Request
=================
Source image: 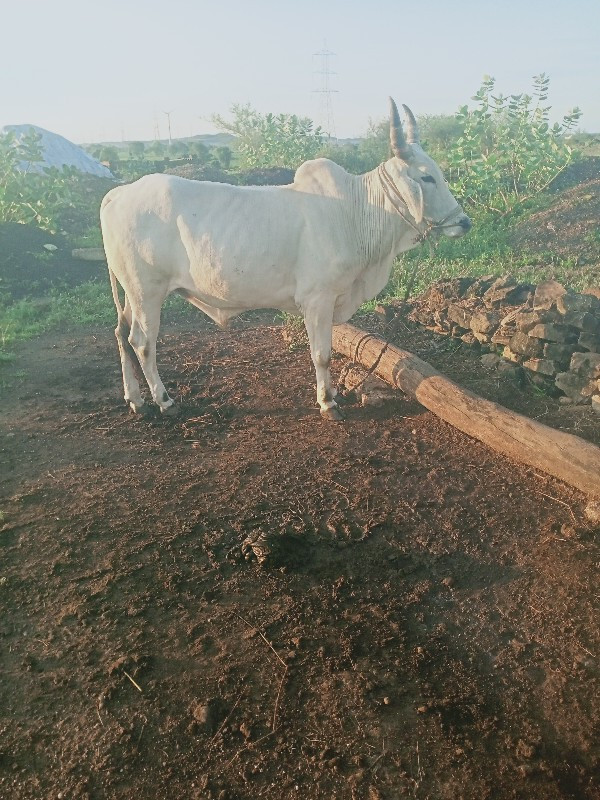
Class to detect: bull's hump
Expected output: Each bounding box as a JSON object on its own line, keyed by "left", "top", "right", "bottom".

{"left": 292, "top": 158, "right": 350, "bottom": 196}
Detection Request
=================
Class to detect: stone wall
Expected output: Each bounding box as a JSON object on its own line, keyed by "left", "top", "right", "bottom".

{"left": 403, "top": 276, "right": 600, "bottom": 412}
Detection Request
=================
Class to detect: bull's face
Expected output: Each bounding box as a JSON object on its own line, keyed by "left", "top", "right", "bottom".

{"left": 385, "top": 98, "right": 471, "bottom": 239}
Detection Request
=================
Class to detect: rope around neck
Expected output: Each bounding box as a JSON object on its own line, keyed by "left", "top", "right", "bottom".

{"left": 377, "top": 163, "right": 462, "bottom": 242}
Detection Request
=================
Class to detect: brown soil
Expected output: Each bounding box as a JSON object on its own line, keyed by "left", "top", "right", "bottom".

{"left": 1, "top": 313, "right": 599, "bottom": 800}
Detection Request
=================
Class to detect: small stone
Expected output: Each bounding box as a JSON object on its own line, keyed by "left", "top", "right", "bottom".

{"left": 473, "top": 331, "right": 492, "bottom": 345}
{"left": 442, "top": 576, "right": 454, "bottom": 587}
{"left": 559, "top": 396, "right": 574, "bottom": 405}
{"left": 560, "top": 524, "right": 577, "bottom": 538}
{"left": 374, "top": 303, "right": 395, "bottom": 323}
{"left": 502, "top": 346, "right": 522, "bottom": 364}
{"left": 533, "top": 279, "right": 566, "bottom": 311}
{"left": 417, "top": 704, "right": 428, "bottom": 714}
{"left": 528, "top": 324, "right": 578, "bottom": 344}
{"left": 516, "top": 740, "right": 537, "bottom": 759}
{"left": 570, "top": 352, "right": 600, "bottom": 378}
{"left": 543, "top": 342, "right": 577, "bottom": 366}
{"left": 557, "top": 291, "right": 600, "bottom": 315}
{"left": 510, "top": 331, "right": 544, "bottom": 358}
{"left": 561, "top": 311, "right": 600, "bottom": 334}
{"left": 491, "top": 330, "right": 513, "bottom": 347}
{"left": 191, "top": 698, "right": 223, "bottom": 733}
{"left": 555, "top": 371, "right": 596, "bottom": 402}
{"left": 584, "top": 500, "right": 600, "bottom": 524}
{"left": 578, "top": 331, "right": 600, "bottom": 352}
{"left": 382, "top": 696, "right": 392, "bottom": 705}
{"left": 515, "top": 307, "right": 560, "bottom": 331}
{"left": 239, "top": 721, "right": 252, "bottom": 739}
{"left": 481, "top": 353, "right": 501, "bottom": 369}
{"left": 484, "top": 277, "right": 532, "bottom": 306}
{"left": 523, "top": 358, "right": 558, "bottom": 376}
{"left": 518, "top": 764, "right": 536, "bottom": 778}
{"left": 470, "top": 310, "right": 499, "bottom": 334}
{"left": 447, "top": 303, "right": 473, "bottom": 328}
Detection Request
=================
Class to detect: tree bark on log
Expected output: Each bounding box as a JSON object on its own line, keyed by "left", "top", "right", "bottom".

{"left": 332, "top": 322, "right": 600, "bottom": 498}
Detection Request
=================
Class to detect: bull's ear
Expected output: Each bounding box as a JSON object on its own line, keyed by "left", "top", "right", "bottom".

{"left": 396, "top": 174, "right": 424, "bottom": 224}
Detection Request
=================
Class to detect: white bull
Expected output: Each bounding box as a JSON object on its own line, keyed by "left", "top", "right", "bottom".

{"left": 100, "top": 99, "right": 471, "bottom": 420}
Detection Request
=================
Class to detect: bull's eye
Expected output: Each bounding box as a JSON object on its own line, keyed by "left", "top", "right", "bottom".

{"left": 421, "top": 175, "right": 436, "bottom": 184}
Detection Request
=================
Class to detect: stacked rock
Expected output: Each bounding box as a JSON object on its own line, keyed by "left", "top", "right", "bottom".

{"left": 404, "top": 276, "right": 600, "bottom": 410}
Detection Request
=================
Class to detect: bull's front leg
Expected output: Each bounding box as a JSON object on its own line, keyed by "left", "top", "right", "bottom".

{"left": 303, "top": 298, "right": 344, "bottom": 421}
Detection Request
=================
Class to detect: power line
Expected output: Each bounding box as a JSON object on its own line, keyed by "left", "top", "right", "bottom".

{"left": 163, "top": 110, "right": 174, "bottom": 148}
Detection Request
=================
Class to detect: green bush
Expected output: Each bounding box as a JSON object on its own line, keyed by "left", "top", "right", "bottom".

{"left": 213, "top": 105, "right": 324, "bottom": 169}
{"left": 446, "top": 74, "right": 582, "bottom": 216}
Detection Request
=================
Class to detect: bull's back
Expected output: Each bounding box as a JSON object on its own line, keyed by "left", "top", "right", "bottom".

{"left": 100, "top": 172, "right": 351, "bottom": 310}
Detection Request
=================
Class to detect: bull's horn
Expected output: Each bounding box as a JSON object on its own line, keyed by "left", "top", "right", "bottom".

{"left": 402, "top": 104, "right": 420, "bottom": 144}
{"left": 389, "top": 97, "right": 412, "bottom": 160}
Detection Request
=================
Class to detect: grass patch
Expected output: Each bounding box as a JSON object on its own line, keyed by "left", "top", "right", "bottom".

{"left": 377, "top": 209, "right": 598, "bottom": 301}
{"left": 0, "top": 280, "right": 211, "bottom": 360}
{"left": 0, "top": 282, "right": 114, "bottom": 354}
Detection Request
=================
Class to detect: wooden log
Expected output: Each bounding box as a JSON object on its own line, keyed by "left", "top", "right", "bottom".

{"left": 71, "top": 247, "right": 106, "bottom": 261}
{"left": 332, "top": 322, "right": 600, "bottom": 498}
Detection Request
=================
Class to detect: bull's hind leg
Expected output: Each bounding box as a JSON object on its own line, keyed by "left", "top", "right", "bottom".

{"left": 303, "top": 296, "right": 344, "bottom": 421}
{"left": 127, "top": 292, "right": 176, "bottom": 414}
{"left": 114, "top": 295, "right": 146, "bottom": 413}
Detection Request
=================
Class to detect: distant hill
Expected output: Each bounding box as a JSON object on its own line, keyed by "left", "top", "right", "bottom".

{"left": 85, "top": 132, "right": 236, "bottom": 150}
{"left": 2, "top": 124, "right": 113, "bottom": 178}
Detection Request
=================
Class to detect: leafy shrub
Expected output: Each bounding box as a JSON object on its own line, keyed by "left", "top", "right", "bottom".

{"left": 213, "top": 105, "right": 324, "bottom": 169}
{"left": 0, "top": 128, "right": 111, "bottom": 234}
{"left": 446, "top": 74, "right": 582, "bottom": 216}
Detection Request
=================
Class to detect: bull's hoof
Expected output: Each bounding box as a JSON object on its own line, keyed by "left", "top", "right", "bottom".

{"left": 161, "top": 403, "right": 180, "bottom": 417}
{"left": 128, "top": 400, "right": 149, "bottom": 415}
{"left": 320, "top": 405, "right": 345, "bottom": 422}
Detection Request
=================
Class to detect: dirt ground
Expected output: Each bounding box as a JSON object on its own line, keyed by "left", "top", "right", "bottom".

{"left": 1, "top": 312, "right": 599, "bottom": 800}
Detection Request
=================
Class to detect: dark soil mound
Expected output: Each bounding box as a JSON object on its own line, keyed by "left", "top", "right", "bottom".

{"left": 550, "top": 156, "right": 600, "bottom": 192}
{"left": 165, "top": 164, "right": 296, "bottom": 186}
{"left": 165, "top": 163, "right": 237, "bottom": 183}
{"left": 0, "top": 223, "right": 106, "bottom": 302}
{"left": 510, "top": 178, "right": 600, "bottom": 275}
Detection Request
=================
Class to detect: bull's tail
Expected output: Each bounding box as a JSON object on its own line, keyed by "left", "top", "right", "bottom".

{"left": 108, "top": 265, "right": 124, "bottom": 319}
{"left": 102, "top": 190, "right": 131, "bottom": 337}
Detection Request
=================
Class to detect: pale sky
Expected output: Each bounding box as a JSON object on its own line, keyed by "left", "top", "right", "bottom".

{"left": 2, "top": 0, "right": 599, "bottom": 144}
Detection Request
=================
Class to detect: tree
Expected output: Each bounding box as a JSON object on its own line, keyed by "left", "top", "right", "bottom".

{"left": 446, "top": 74, "right": 582, "bottom": 215}
{"left": 319, "top": 118, "right": 389, "bottom": 175}
{"left": 169, "top": 140, "right": 189, "bottom": 159}
{"left": 150, "top": 140, "right": 166, "bottom": 158}
{"left": 213, "top": 104, "right": 323, "bottom": 169}
{"left": 129, "top": 141, "right": 145, "bottom": 160}
{"left": 215, "top": 145, "right": 232, "bottom": 169}
{"left": 418, "top": 115, "right": 464, "bottom": 157}
{"left": 190, "top": 141, "right": 212, "bottom": 164}
{"left": 85, "top": 144, "right": 104, "bottom": 160}
{"left": 99, "top": 146, "right": 121, "bottom": 171}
